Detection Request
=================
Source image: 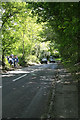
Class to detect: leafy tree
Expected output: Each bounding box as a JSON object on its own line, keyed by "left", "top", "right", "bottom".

{"left": 1, "top": 2, "right": 29, "bottom": 68}
{"left": 1, "top": 2, "right": 47, "bottom": 67}
{"left": 31, "top": 2, "right": 80, "bottom": 66}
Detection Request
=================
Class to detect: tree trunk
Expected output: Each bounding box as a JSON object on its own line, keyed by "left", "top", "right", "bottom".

{"left": 2, "top": 49, "right": 5, "bottom": 69}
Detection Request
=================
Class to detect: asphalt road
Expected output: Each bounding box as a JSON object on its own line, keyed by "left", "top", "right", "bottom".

{"left": 2, "top": 63, "right": 57, "bottom": 119}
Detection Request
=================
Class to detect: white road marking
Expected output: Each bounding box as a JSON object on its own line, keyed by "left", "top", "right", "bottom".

{"left": 12, "top": 74, "right": 27, "bottom": 82}
{"left": 12, "top": 69, "right": 37, "bottom": 82}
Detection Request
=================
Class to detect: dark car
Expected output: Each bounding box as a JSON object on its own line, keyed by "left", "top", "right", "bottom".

{"left": 49, "top": 56, "right": 55, "bottom": 63}
{"left": 41, "top": 58, "right": 48, "bottom": 64}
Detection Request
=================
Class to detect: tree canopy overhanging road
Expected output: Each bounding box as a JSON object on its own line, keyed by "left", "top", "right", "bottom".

{"left": 1, "top": 1, "right": 80, "bottom": 119}
{"left": 1, "top": 2, "right": 80, "bottom": 76}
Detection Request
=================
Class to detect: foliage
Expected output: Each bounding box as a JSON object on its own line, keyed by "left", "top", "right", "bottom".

{"left": 1, "top": 2, "right": 52, "bottom": 67}
{"left": 2, "top": 1, "right": 79, "bottom": 76}
{"left": 1, "top": 2, "right": 28, "bottom": 67}
{"left": 31, "top": 2, "right": 80, "bottom": 73}
{"left": 26, "top": 55, "right": 40, "bottom": 64}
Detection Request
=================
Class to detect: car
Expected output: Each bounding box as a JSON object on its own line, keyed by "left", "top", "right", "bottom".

{"left": 49, "top": 56, "right": 55, "bottom": 63}
{"left": 41, "top": 58, "right": 48, "bottom": 64}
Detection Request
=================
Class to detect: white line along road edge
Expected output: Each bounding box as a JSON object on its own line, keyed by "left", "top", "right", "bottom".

{"left": 13, "top": 74, "right": 27, "bottom": 82}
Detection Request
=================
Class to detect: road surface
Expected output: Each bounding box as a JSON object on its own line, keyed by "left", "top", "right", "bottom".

{"left": 2, "top": 63, "right": 57, "bottom": 119}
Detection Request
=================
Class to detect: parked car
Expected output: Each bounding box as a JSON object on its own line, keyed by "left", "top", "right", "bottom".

{"left": 49, "top": 56, "right": 55, "bottom": 63}
{"left": 41, "top": 58, "right": 48, "bottom": 64}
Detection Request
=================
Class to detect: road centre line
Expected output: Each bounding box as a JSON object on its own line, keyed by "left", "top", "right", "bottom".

{"left": 12, "top": 69, "right": 38, "bottom": 82}
{"left": 12, "top": 74, "right": 27, "bottom": 82}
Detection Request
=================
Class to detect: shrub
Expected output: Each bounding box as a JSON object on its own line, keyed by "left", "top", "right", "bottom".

{"left": 26, "top": 55, "right": 39, "bottom": 64}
